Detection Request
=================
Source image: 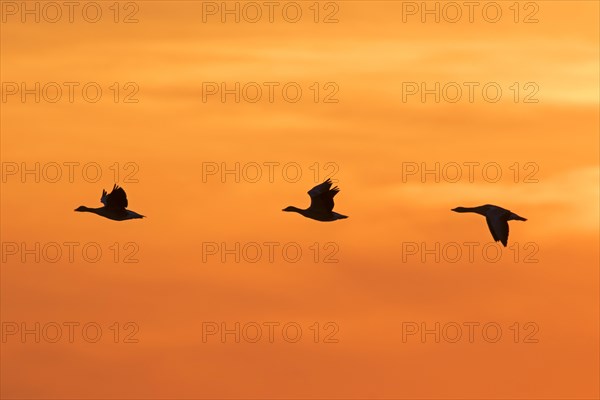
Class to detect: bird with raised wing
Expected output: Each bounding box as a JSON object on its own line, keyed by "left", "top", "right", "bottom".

{"left": 451, "top": 204, "right": 526, "bottom": 246}
{"left": 75, "top": 185, "right": 145, "bottom": 221}
{"left": 283, "top": 178, "right": 348, "bottom": 222}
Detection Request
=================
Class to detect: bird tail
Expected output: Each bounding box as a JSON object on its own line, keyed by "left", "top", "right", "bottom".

{"left": 510, "top": 213, "right": 527, "bottom": 221}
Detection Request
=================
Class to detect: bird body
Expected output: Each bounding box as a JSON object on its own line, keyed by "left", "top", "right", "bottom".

{"left": 75, "top": 185, "right": 144, "bottom": 221}
{"left": 283, "top": 179, "right": 348, "bottom": 222}
{"left": 451, "top": 204, "right": 526, "bottom": 246}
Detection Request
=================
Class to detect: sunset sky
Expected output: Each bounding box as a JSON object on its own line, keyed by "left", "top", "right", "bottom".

{"left": 1, "top": 1, "right": 599, "bottom": 399}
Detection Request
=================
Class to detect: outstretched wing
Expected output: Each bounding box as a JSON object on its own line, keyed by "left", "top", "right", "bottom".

{"left": 102, "top": 184, "right": 128, "bottom": 210}
{"left": 486, "top": 213, "right": 509, "bottom": 247}
{"left": 307, "top": 178, "right": 339, "bottom": 213}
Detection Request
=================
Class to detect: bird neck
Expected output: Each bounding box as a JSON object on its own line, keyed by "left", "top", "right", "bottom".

{"left": 80, "top": 206, "right": 105, "bottom": 215}
{"left": 454, "top": 206, "right": 488, "bottom": 215}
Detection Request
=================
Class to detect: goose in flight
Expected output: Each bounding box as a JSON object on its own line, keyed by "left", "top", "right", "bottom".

{"left": 283, "top": 178, "right": 348, "bottom": 222}
{"left": 451, "top": 204, "right": 526, "bottom": 246}
{"left": 75, "top": 185, "right": 144, "bottom": 221}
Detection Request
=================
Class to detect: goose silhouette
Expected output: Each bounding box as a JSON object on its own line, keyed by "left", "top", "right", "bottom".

{"left": 451, "top": 204, "right": 526, "bottom": 246}
{"left": 75, "top": 185, "right": 144, "bottom": 221}
{"left": 283, "top": 178, "right": 348, "bottom": 222}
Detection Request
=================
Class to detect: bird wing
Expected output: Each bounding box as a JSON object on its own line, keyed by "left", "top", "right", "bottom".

{"left": 100, "top": 189, "right": 108, "bottom": 206}
{"left": 486, "top": 212, "right": 509, "bottom": 247}
{"left": 307, "top": 178, "right": 339, "bottom": 213}
{"left": 104, "top": 184, "right": 128, "bottom": 210}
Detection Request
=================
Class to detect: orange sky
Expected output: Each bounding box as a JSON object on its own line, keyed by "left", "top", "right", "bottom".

{"left": 1, "top": 1, "right": 599, "bottom": 399}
